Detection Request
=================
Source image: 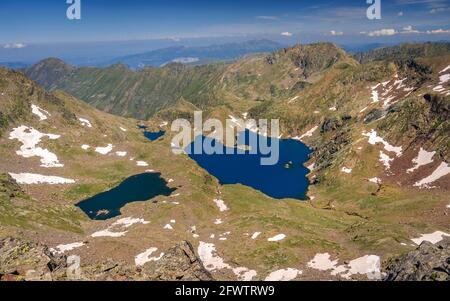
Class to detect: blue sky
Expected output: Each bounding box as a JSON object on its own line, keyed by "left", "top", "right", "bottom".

{"left": 0, "top": 0, "right": 449, "bottom": 45}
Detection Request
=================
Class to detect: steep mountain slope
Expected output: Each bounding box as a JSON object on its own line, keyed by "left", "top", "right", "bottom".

{"left": 353, "top": 42, "right": 450, "bottom": 64}
{"left": 22, "top": 58, "right": 75, "bottom": 90}
{"left": 24, "top": 61, "right": 225, "bottom": 120}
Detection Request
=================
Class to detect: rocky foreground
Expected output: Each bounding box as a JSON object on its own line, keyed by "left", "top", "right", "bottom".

{"left": 1, "top": 236, "right": 449, "bottom": 281}
{"left": 0, "top": 237, "right": 212, "bottom": 281}
{"left": 384, "top": 238, "right": 450, "bottom": 281}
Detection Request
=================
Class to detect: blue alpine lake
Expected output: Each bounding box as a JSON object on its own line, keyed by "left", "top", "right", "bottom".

{"left": 76, "top": 172, "right": 176, "bottom": 220}
{"left": 186, "top": 130, "right": 312, "bottom": 200}
{"left": 144, "top": 130, "right": 166, "bottom": 141}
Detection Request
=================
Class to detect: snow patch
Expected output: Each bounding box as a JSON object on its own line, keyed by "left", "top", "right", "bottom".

{"left": 9, "top": 173, "right": 75, "bottom": 185}
{"left": 9, "top": 126, "right": 63, "bottom": 168}
{"left": 91, "top": 217, "right": 149, "bottom": 238}
{"left": 197, "top": 242, "right": 257, "bottom": 281}
{"left": 340, "top": 255, "right": 381, "bottom": 280}
{"left": 95, "top": 144, "right": 113, "bottom": 155}
{"left": 411, "top": 231, "right": 450, "bottom": 245}
{"left": 363, "top": 130, "right": 403, "bottom": 157}
{"left": 379, "top": 151, "right": 393, "bottom": 170}
{"left": 307, "top": 253, "right": 339, "bottom": 271}
{"left": 341, "top": 167, "right": 352, "bottom": 174}
{"left": 307, "top": 253, "right": 381, "bottom": 280}
{"left": 407, "top": 148, "right": 435, "bottom": 173}
{"left": 267, "top": 234, "right": 286, "bottom": 242}
{"left": 79, "top": 118, "right": 92, "bottom": 128}
{"left": 414, "top": 162, "right": 450, "bottom": 188}
{"left": 265, "top": 268, "right": 302, "bottom": 281}
{"left": 81, "top": 144, "right": 90, "bottom": 150}
{"left": 136, "top": 161, "right": 149, "bottom": 167}
{"left": 251, "top": 232, "right": 261, "bottom": 240}
{"left": 135, "top": 248, "right": 164, "bottom": 266}
{"left": 368, "top": 177, "right": 381, "bottom": 184}
{"left": 163, "top": 224, "right": 173, "bottom": 230}
{"left": 115, "top": 151, "right": 127, "bottom": 157}
{"left": 440, "top": 64, "right": 450, "bottom": 74}
{"left": 213, "top": 199, "right": 229, "bottom": 212}
{"left": 214, "top": 219, "right": 223, "bottom": 225}
{"left": 50, "top": 242, "right": 84, "bottom": 254}
{"left": 293, "top": 126, "right": 318, "bottom": 141}
{"left": 31, "top": 104, "right": 50, "bottom": 121}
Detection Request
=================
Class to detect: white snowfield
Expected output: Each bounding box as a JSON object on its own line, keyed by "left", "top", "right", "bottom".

{"left": 50, "top": 242, "right": 85, "bottom": 254}
{"left": 265, "top": 268, "right": 302, "bottom": 281}
{"left": 433, "top": 67, "right": 450, "bottom": 95}
{"left": 440, "top": 64, "right": 450, "bottom": 74}
{"left": 163, "top": 224, "right": 173, "bottom": 230}
{"left": 115, "top": 151, "right": 127, "bottom": 157}
{"left": 407, "top": 148, "right": 436, "bottom": 173}
{"left": 135, "top": 247, "right": 164, "bottom": 266}
{"left": 293, "top": 126, "right": 318, "bottom": 141}
{"left": 95, "top": 144, "right": 113, "bottom": 155}
{"left": 9, "top": 172, "right": 75, "bottom": 185}
{"left": 9, "top": 126, "right": 63, "bottom": 168}
{"left": 267, "top": 234, "right": 286, "bottom": 242}
{"left": 251, "top": 232, "right": 261, "bottom": 240}
{"left": 368, "top": 177, "right": 381, "bottom": 184}
{"left": 363, "top": 130, "right": 403, "bottom": 157}
{"left": 371, "top": 84, "right": 380, "bottom": 103}
{"left": 81, "top": 144, "right": 90, "bottom": 150}
{"left": 307, "top": 253, "right": 339, "bottom": 271}
{"left": 213, "top": 199, "right": 229, "bottom": 212}
{"left": 79, "top": 118, "right": 92, "bottom": 128}
{"left": 414, "top": 162, "right": 450, "bottom": 188}
{"left": 411, "top": 231, "right": 450, "bottom": 245}
{"left": 379, "top": 151, "right": 394, "bottom": 170}
{"left": 31, "top": 104, "right": 50, "bottom": 121}
{"left": 307, "top": 253, "right": 381, "bottom": 280}
{"left": 197, "top": 242, "right": 257, "bottom": 281}
{"left": 136, "top": 161, "right": 149, "bottom": 167}
{"left": 91, "top": 217, "right": 149, "bottom": 238}
{"left": 341, "top": 167, "right": 352, "bottom": 174}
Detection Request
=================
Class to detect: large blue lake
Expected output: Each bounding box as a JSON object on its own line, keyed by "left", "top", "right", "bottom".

{"left": 186, "top": 130, "right": 312, "bottom": 200}
{"left": 76, "top": 172, "right": 176, "bottom": 220}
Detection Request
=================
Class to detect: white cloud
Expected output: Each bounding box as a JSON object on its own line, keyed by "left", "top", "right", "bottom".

{"left": 330, "top": 30, "right": 344, "bottom": 36}
{"left": 281, "top": 31, "right": 293, "bottom": 37}
{"left": 430, "top": 7, "right": 450, "bottom": 14}
{"left": 256, "top": 16, "right": 279, "bottom": 20}
{"left": 398, "top": 11, "right": 404, "bottom": 16}
{"left": 4, "top": 43, "right": 27, "bottom": 49}
{"left": 426, "top": 28, "right": 450, "bottom": 34}
{"left": 361, "top": 28, "right": 397, "bottom": 37}
{"left": 402, "top": 25, "right": 420, "bottom": 34}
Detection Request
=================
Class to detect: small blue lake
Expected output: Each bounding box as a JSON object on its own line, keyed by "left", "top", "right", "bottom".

{"left": 76, "top": 172, "right": 176, "bottom": 220}
{"left": 186, "top": 130, "right": 312, "bottom": 200}
{"left": 144, "top": 130, "right": 166, "bottom": 141}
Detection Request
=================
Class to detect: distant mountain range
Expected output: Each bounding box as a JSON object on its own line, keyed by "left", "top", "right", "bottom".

{"left": 99, "top": 39, "right": 284, "bottom": 69}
